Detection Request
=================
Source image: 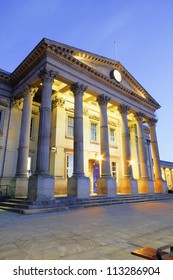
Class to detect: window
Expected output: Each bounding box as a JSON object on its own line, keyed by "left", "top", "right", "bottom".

{"left": 91, "top": 123, "right": 97, "bottom": 141}
{"left": 67, "top": 116, "right": 74, "bottom": 137}
{"left": 110, "top": 128, "right": 115, "bottom": 144}
{"left": 111, "top": 162, "right": 117, "bottom": 179}
{"left": 67, "top": 155, "right": 74, "bottom": 178}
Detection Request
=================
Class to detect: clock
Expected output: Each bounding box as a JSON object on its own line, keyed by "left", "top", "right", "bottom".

{"left": 110, "top": 69, "right": 122, "bottom": 83}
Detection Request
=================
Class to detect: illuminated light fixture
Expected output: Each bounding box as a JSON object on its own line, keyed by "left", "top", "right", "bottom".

{"left": 50, "top": 146, "right": 57, "bottom": 153}
{"left": 130, "top": 160, "right": 135, "bottom": 165}
{"left": 95, "top": 154, "right": 102, "bottom": 161}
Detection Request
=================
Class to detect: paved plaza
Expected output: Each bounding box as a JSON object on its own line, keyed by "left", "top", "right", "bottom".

{"left": 0, "top": 199, "right": 173, "bottom": 260}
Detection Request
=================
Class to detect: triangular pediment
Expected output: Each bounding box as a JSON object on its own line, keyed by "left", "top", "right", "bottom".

{"left": 43, "top": 38, "right": 159, "bottom": 109}
{"left": 10, "top": 38, "right": 160, "bottom": 110}
{"left": 72, "top": 54, "right": 140, "bottom": 94}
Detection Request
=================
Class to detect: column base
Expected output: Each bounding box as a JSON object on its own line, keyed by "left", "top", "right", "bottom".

{"left": 162, "top": 180, "right": 168, "bottom": 193}
{"left": 14, "top": 177, "right": 28, "bottom": 197}
{"left": 154, "top": 179, "right": 167, "bottom": 193}
{"left": 28, "top": 174, "right": 54, "bottom": 201}
{"left": 96, "top": 177, "right": 116, "bottom": 197}
{"left": 67, "top": 176, "right": 90, "bottom": 198}
{"left": 138, "top": 178, "right": 154, "bottom": 194}
{"left": 119, "top": 177, "right": 138, "bottom": 194}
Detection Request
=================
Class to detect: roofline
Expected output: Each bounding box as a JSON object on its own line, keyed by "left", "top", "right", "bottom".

{"left": 0, "top": 38, "right": 160, "bottom": 110}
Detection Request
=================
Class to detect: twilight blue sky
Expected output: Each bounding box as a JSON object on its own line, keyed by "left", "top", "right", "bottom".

{"left": 0, "top": 0, "right": 173, "bottom": 161}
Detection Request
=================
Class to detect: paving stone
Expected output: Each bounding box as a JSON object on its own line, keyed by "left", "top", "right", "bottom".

{"left": 0, "top": 200, "right": 173, "bottom": 260}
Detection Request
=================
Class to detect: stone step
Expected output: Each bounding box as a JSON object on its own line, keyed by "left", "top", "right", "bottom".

{"left": 0, "top": 201, "right": 60, "bottom": 209}
{"left": 0, "top": 193, "right": 173, "bottom": 215}
{"left": 0, "top": 205, "right": 69, "bottom": 214}
{"left": 7, "top": 198, "right": 40, "bottom": 205}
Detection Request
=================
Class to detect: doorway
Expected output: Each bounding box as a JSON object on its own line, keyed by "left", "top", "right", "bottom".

{"left": 89, "top": 160, "right": 100, "bottom": 195}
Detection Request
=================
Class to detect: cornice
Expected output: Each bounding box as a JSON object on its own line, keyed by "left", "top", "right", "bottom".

{"left": 73, "top": 52, "right": 159, "bottom": 108}
{"left": 46, "top": 46, "right": 160, "bottom": 110}
{"left": 1, "top": 38, "right": 160, "bottom": 111}
{"left": 10, "top": 43, "right": 48, "bottom": 83}
{"left": 0, "top": 70, "right": 11, "bottom": 82}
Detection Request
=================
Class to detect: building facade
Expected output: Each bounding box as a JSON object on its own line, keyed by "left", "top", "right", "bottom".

{"left": 0, "top": 38, "right": 168, "bottom": 200}
{"left": 161, "top": 161, "right": 173, "bottom": 190}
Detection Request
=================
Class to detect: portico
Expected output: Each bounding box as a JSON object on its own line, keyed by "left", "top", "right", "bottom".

{"left": 0, "top": 38, "right": 167, "bottom": 200}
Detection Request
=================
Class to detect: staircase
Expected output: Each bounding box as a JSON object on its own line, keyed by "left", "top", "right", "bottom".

{"left": 0, "top": 193, "right": 173, "bottom": 215}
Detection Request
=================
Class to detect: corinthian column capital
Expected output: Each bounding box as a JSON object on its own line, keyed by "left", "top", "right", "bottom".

{"left": 135, "top": 111, "right": 145, "bottom": 121}
{"left": 97, "top": 94, "right": 111, "bottom": 106}
{"left": 118, "top": 104, "right": 130, "bottom": 114}
{"left": 147, "top": 118, "right": 158, "bottom": 126}
{"left": 71, "top": 82, "right": 87, "bottom": 96}
{"left": 39, "top": 68, "right": 56, "bottom": 83}
{"left": 22, "top": 84, "right": 38, "bottom": 98}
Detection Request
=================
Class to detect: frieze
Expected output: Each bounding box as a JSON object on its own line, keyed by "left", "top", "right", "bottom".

{"left": 9, "top": 39, "right": 160, "bottom": 111}
{"left": 46, "top": 48, "right": 160, "bottom": 110}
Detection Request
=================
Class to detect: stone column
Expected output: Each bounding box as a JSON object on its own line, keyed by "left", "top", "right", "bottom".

{"left": 135, "top": 112, "right": 154, "bottom": 193}
{"left": 162, "top": 168, "right": 166, "bottom": 182}
{"left": 118, "top": 104, "right": 138, "bottom": 194}
{"left": 148, "top": 118, "right": 165, "bottom": 192}
{"left": 96, "top": 94, "right": 116, "bottom": 196}
{"left": 28, "top": 68, "right": 56, "bottom": 201}
{"left": 67, "top": 82, "right": 90, "bottom": 198}
{"left": 15, "top": 85, "right": 36, "bottom": 196}
{"left": 129, "top": 124, "right": 140, "bottom": 179}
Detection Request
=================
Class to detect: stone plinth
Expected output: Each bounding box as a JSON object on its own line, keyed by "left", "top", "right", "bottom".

{"left": 97, "top": 177, "right": 116, "bottom": 197}
{"left": 119, "top": 177, "right": 138, "bottom": 194}
{"left": 15, "top": 177, "right": 28, "bottom": 197}
{"left": 138, "top": 178, "right": 149, "bottom": 194}
{"left": 138, "top": 178, "right": 154, "bottom": 194}
{"left": 162, "top": 180, "right": 168, "bottom": 192}
{"left": 154, "top": 179, "right": 165, "bottom": 193}
{"left": 28, "top": 175, "right": 54, "bottom": 201}
{"left": 67, "top": 176, "right": 90, "bottom": 198}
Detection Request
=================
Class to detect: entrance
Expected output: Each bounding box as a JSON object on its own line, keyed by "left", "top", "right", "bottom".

{"left": 89, "top": 160, "right": 100, "bottom": 194}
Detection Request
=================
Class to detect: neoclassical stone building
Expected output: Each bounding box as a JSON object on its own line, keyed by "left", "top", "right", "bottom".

{"left": 0, "top": 38, "right": 168, "bottom": 200}
{"left": 161, "top": 161, "right": 173, "bottom": 190}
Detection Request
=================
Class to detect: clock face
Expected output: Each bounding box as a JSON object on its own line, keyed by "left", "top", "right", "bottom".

{"left": 110, "top": 69, "right": 122, "bottom": 83}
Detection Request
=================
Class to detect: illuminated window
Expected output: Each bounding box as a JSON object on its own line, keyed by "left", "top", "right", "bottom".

{"left": 67, "top": 116, "right": 74, "bottom": 137}
{"left": 91, "top": 123, "right": 97, "bottom": 141}
{"left": 67, "top": 155, "right": 74, "bottom": 178}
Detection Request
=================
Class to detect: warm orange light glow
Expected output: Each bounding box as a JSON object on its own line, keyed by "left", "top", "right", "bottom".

{"left": 96, "top": 155, "right": 102, "bottom": 161}
{"left": 130, "top": 160, "right": 135, "bottom": 165}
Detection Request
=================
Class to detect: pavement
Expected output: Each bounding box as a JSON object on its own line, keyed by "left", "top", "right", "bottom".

{"left": 0, "top": 199, "right": 173, "bottom": 260}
